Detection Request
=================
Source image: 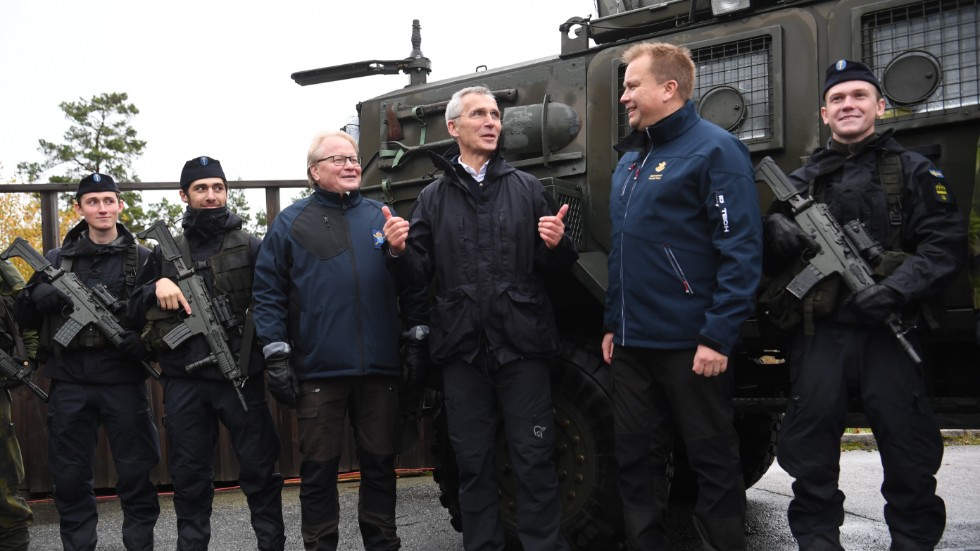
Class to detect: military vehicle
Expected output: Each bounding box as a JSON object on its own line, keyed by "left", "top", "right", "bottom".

{"left": 292, "top": 0, "right": 980, "bottom": 547}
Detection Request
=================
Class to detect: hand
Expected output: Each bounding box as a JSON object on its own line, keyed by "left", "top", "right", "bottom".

{"left": 382, "top": 206, "right": 409, "bottom": 256}
{"left": 847, "top": 284, "right": 903, "bottom": 326}
{"left": 693, "top": 344, "right": 728, "bottom": 377}
{"left": 118, "top": 331, "right": 149, "bottom": 361}
{"left": 601, "top": 332, "right": 614, "bottom": 365}
{"left": 538, "top": 204, "right": 569, "bottom": 249}
{"left": 265, "top": 353, "right": 300, "bottom": 408}
{"left": 155, "top": 278, "right": 191, "bottom": 314}
{"left": 31, "top": 282, "right": 73, "bottom": 315}
{"left": 400, "top": 338, "right": 431, "bottom": 390}
{"left": 765, "top": 213, "right": 819, "bottom": 258}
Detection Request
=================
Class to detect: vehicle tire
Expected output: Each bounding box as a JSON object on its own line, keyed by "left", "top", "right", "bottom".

{"left": 431, "top": 340, "right": 623, "bottom": 550}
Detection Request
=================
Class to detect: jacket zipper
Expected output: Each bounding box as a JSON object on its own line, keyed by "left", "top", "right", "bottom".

{"left": 618, "top": 150, "right": 652, "bottom": 344}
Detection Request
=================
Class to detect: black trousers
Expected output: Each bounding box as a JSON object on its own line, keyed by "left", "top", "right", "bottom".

{"left": 47, "top": 380, "right": 160, "bottom": 551}
{"left": 295, "top": 376, "right": 400, "bottom": 551}
{"left": 164, "top": 376, "right": 285, "bottom": 551}
{"left": 443, "top": 359, "right": 569, "bottom": 551}
{"left": 610, "top": 346, "right": 745, "bottom": 551}
{"left": 777, "top": 323, "right": 945, "bottom": 550}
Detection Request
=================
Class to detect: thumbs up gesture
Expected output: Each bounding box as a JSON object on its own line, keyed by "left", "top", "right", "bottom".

{"left": 382, "top": 206, "right": 409, "bottom": 256}
{"left": 538, "top": 204, "right": 569, "bottom": 249}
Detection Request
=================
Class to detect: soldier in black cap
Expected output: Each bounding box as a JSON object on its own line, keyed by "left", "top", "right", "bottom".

{"left": 763, "top": 60, "right": 966, "bottom": 549}
{"left": 128, "top": 156, "right": 285, "bottom": 551}
{"left": 14, "top": 173, "right": 160, "bottom": 550}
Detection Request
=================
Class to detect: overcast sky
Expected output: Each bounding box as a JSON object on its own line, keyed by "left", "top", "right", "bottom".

{"left": 0, "top": 0, "right": 596, "bottom": 187}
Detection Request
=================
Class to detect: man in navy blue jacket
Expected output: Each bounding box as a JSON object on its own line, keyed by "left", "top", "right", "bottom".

{"left": 602, "top": 42, "right": 763, "bottom": 550}
{"left": 253, "top": 131, "right": 428, "bottom": 551}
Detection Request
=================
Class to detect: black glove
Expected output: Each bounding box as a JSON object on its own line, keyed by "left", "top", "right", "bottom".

{"left": 31, "top": 282, "right": 73, "bottom": 315}
{"left": 265, "top": 353, "right": 300, "bottom": 408}
{"left": 765, "top": 213, "right": 820, "bottom": 258}
{"left": 400, "top": 338, "right": 431, "bottom": 390}
{"left": 847, "top": 284, "right": 904, "bottom": 326}
{"left": 118, "top": 331, "right": 149, "bottom": 361}
{"left": 0, "top": 359, "right": 35, "bottom": 390}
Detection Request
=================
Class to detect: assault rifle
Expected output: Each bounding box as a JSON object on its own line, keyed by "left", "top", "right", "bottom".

{"left": 137, "top": 221, "right": 248, "bottom": 411}
{"left": 755, "top": 157, "right": 922, "bottom": 364}
{"left": 0, "top": 238, "right": 161, "bottom": 379}
{"left": 0, "top": 348, "right": 48, "bottom": 401}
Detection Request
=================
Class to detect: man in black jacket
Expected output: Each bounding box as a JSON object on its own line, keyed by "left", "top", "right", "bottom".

{"left": 15, "top": 173, "right": 160, "bottom": 551}
{"left": 765, "top": 60, "right": 966, "bottom": 550}
{"left": 129, "top": 157, "right": 284, "bottom": 551}
{"left": 383, "top": 85, "right": 577, "bottom": 551}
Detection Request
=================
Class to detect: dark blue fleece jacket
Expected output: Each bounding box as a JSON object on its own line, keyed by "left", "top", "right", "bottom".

{"left": 603, "top": 101, "right": 763, "bottom": 355}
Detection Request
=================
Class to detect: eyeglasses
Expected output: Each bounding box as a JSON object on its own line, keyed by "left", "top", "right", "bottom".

{"left": 315, "top": 155, "right": 362, "bottom": 167}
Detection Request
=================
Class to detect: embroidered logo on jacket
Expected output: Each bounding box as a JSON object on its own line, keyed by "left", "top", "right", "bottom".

{"left": 649, "top": 161, "right": 668, "bottom": 180}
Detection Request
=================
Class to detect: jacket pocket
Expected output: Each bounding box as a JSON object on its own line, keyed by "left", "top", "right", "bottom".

{"left": 498, "top": 283, "right": 556, "bottom": 355}
{"left": 292, "top": 207, "right": 349, "bottom": 260}
{"left": 430, "top": 286, "right": 478, "bottom": 362}
{"left": 662, "top": 244, "right": 695, "bottom": 296}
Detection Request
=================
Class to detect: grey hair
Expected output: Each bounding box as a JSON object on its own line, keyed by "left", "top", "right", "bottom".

{"left": 445, "top": 86, "right": 496, "bottom": 125}
{"left": 306, "top": 130, "right": 358, "bottom": 187}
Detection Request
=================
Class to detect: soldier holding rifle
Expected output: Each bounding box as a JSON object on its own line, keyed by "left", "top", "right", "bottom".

{"left": 129, "top": 157, "right": 284, "bottom": 551}
{"left": 762, "top": 60, "right": 967, "bottom": 550}
{"left": 11, "top": 173, "right": 160, "bottom": 551}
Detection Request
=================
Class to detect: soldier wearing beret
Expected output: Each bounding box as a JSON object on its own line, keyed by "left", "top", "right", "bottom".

{"left": 129, "top": 156, "right": 285, "bottom": 551}
{"left": 14, "top": 173, "right": 160, "bottom": 550}
{"left": 764, "top": 60, "right": 967, "bottom": 549}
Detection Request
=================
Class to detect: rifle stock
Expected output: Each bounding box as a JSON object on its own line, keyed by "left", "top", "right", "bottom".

{"left": 754, "top": 157, "right": 922, "bottom": 364}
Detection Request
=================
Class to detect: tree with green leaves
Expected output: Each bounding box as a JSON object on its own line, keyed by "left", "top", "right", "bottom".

{"left": 17, "top": 92, "right": 151, "bottom": 230}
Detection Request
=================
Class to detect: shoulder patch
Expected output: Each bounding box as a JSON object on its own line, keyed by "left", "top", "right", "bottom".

{"left": 932, "top": 182, "right": 953, "bottom": 204}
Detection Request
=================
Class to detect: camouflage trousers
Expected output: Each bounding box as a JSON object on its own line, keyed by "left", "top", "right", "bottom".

{"left": 0, "top": 389, "right": 31, "bottom": 551}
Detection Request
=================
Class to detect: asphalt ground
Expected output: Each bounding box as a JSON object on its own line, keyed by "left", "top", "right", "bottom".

{"left": 25, "top": 445, "right": 980, "bottom": 550}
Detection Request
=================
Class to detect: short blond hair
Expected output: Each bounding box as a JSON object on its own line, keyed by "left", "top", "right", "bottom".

{"left": 622, "top": 42, "right": 696, "bottom": 102}
{"left": 306, "top": 130, "right": 358, "bottom": 187}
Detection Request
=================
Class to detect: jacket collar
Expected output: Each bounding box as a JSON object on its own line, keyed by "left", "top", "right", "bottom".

{"left": 615, "top": 100, "right": 700, "bottom": 152}
{"left": 427, "top": 149, "right": 516, "bottom": 185}
{"left": 61, "top": 221, "right": 134, "bottom": 257}
{"left": 312, "top": 186, "right": 362, "bottom": 209}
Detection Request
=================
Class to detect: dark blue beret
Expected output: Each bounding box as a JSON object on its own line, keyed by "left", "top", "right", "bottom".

{"left": 823, "top": 59, "right": 883, "bottom": 100}
{"left": 180, "top": 156, "right": 226, "bottom": 191}
{"left": 75, "top": 173, "right": 119, "bottom": 199}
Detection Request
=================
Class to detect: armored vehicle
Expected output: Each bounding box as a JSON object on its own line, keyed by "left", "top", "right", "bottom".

{"left": 292, "top": 0, "right": 980, "bottom": 547}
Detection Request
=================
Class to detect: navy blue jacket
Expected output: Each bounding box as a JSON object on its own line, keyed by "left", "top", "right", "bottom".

{"left": 16, "top": 221, "right": 152, "bottom": 384}
{"left": 387, "top": 152, "right": 578, "bottom": 366}
{"left": 253, "top": 188, "right": 426, "bottom": 380}
{"left": 604, "top": 101, "right": 763, "bottom": 356}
